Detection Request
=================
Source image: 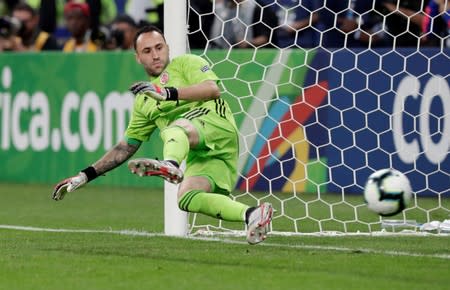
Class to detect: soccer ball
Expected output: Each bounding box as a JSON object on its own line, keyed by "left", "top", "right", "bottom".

{"left": 364, "top": 169, "right": 412, "bottom": 216}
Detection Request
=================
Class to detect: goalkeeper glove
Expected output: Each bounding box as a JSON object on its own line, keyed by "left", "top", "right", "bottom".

{"left": 52, "top": 173, "right": 87, "bottom": 201}
{"left": 52, "top": 166, "right": 97, "bottom": 201}
{"left": 129, "top": 81, "right": 178, "bottom": 101}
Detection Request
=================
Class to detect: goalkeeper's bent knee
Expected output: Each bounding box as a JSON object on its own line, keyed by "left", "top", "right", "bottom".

{"left": 161, "top": 126, "right": 190, "bottom": 164}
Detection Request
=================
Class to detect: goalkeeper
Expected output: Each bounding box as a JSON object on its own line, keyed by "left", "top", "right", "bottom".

{"left": 52, "top": 25, "right": 273, "bottom": 245}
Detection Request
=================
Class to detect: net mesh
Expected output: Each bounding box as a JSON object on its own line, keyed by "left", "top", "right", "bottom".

{"left": 185, "top": 0, "right": 449, "bottom": 235}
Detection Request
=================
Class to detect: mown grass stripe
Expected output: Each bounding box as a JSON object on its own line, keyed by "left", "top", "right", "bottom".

{"left": 1, "top": 224, "right": 449, "bottom": 260}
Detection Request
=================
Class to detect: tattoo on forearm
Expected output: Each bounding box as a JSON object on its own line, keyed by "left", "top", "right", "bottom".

{"left": 93, "top": 142, "right": 139, "bottom": 175}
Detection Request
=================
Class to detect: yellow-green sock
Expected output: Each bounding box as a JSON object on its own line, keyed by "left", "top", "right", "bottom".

{"left": 160, "top": 126, "right": 189, "bottom": 164}
{"left": 179, "top": 190, "right": 249, "bottom": 222}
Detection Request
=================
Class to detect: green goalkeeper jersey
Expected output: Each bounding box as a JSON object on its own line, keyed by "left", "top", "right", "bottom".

{"left": 125, "top": 54, "right": 232, "bottom": 141}
{"left": 125, "top": 54, "right": 239, "bottom": 193}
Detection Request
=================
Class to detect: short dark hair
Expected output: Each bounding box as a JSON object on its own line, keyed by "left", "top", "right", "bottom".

{"left": 13, "top": 3, "right": 37, "bottom": 17}
{"left": 113, "top": 14, "right": 137, "bottom": 28}
{"left": 133, "top": 25, "right": 166, "bottom": 51}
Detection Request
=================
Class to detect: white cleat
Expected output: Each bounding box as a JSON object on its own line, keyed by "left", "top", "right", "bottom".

{"left": 128, "top": 158, "right": 184, "bottom": 184}
{"left": 246, "top": 202, "right": 273, "bottom": 245}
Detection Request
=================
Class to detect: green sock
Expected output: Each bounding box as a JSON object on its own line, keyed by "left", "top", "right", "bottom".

{"left": 160, "top": 126, "right": 189, "bottom": 164}
{"left": 179, "top": 190, "right": 249, "bottom": 222}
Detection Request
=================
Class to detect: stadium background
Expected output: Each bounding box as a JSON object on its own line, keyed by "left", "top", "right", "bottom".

{"left": 0, "top": 47, "right": 448, "bottom": 197}
{"left": 0, "top": 2, "right": 449, "bottom": 288}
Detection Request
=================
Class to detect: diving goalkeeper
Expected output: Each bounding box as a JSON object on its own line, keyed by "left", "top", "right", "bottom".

{"left": 52, "top": 25, "right": 273, "bottom": 245}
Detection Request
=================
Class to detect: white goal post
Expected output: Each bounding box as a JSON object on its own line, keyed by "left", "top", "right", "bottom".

{"left": 164, "top": 0, "right": 450, "bottom": 236}
{"left": 163, "top": 0, "right": 188, "bottom": 236}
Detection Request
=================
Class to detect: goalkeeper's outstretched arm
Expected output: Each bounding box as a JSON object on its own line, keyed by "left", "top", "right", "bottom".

{"left": 92, "top": 140, "right": 140, "bottom": 176}
{"left": 52, "top": 140, "right": 140, "bottom": 200}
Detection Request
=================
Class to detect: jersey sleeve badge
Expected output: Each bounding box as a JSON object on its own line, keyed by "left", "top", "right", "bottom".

{"left": 200, "top": 65, "right": 210, "bottom": 72}
{"left": 160, "top": 72, "right": 169, "bottom": 85}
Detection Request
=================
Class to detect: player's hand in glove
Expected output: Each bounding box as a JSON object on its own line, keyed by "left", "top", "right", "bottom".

{"left": 129, "top": 81, "right": 178, "bottom": 101}
{"left": 52, "top": 172, "right": 88, "bottom": 201}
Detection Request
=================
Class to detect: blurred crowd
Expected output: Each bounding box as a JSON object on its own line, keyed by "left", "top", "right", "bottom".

{"left": 0, "top": 0, "right": 161, "bottom": 52}
{"left": 0, "top": 0, "right": 449, "bottom": 52}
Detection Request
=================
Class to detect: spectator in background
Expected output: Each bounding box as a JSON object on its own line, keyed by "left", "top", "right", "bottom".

{"left": 28, "top": 0, "right": 117, "bottom": 44}
{"left": 380, "top": 0, "right": 429, "bottom": 47}
{"left": 12, "top": 3, "right": 59, "bottom": 51}
{"left": 209, "top": 0, "right": 278, "bottom": 49}
{"left": 342, "top": 0, "right": 391, "bottom": 48}
{"left": 316, "top": 0, "right": 360, "bottom": 48}
{"left": 62, "top": 2, "right": 99, "bottom": 52}
{"left": 348, "top": 0, "right": 429, "bottom": 48}
{"left": 0, "top": 15, "right": 23, "bottom": 51}
{"left": 325, "top": 0, "right": 432, "bottom": 48}
{"left": 188, "top": 0, "right": 214, "bottom": 49}
{"left": 109, "top": 14, "right": 138, "bottom": 50}
{"left": 422, "top": 0, "right": 449, "bottom": 46}
{"left": 272, "top": 0, "right": 321, "bottom": 48}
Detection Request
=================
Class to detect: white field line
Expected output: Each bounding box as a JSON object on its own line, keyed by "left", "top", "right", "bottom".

{"left": 1, "top": 224, "right": 449, "bottom": 260}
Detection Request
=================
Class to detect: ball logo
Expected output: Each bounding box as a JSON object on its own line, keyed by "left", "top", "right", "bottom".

{"left": 160, "top": 72, "right": 169, "bottom": 85}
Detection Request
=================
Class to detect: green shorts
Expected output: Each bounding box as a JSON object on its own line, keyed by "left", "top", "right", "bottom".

{"left": 180, "top": 105, "right": 239, "bottom": 194}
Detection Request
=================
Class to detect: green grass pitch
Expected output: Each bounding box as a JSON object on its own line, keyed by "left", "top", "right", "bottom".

{"left": 0, "top": 183, "right": 449, "bottom": 290}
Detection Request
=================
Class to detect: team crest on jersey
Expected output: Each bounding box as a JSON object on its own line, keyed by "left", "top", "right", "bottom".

{"left": 160, "top": 72, "right": 169, "bottom": 85}
{"left": 200, "top": 65, "right": 210, "bottom": 72}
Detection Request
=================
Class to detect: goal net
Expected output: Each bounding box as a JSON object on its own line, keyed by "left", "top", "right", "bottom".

{"left": 184, "top": 0, "right": 449, "bottom": 235}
